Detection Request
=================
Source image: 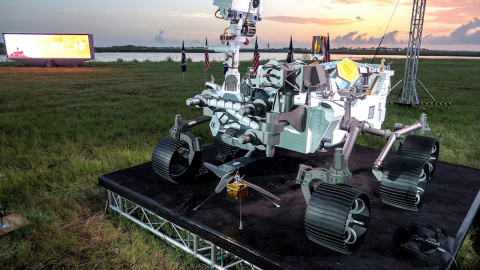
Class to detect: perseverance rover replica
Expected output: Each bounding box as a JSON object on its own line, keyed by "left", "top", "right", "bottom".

{"left": 152, "top": 0, "right": 440, "bottom": 255}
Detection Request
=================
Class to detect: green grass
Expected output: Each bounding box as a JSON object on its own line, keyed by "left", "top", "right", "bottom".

{"left": 0, "top": 59, "right": 479, "bottom": 269}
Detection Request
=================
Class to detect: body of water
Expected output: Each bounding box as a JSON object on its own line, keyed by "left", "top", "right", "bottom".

{"left": 1, "top": 52, "right": 478, "bottom": 63}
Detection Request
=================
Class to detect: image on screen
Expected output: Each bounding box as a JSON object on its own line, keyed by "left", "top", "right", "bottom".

{"left": 3, "top": 34, "right": 93, "bottom": 59}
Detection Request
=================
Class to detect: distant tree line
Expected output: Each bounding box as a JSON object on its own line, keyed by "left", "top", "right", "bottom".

{"left": 1, "top": 43, "right": 478, "bottom": 57}
{"left": 94, "top": 45, "right": 479, "bottom": 57}
{"left": 332, "top": 47, "right": 480, "bottom": 57}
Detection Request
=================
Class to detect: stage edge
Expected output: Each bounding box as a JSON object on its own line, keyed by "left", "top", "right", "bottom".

{"left": 107, "top": 190, "right": 262, "bottom": 270}
{"left": 447, "top": 190, "right": 480, "bottom": 270}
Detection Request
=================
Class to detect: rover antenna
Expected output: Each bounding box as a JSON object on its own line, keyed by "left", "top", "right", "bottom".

{"left": 371, "top": 0, "right": 400, "bottom": 64}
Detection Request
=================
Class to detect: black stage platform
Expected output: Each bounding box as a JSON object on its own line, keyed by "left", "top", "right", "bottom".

{"left": 99, "top": 144, "right": 480, "bottom": 270}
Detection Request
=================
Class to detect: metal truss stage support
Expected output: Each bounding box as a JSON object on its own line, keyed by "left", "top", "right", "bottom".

{"left": 107, "top": 190, "right": 261, "bottom": 270}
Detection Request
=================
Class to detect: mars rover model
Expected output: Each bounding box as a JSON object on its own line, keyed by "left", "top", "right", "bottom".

{"left": 151, "top": 0, "right": 440, "bottom": 255}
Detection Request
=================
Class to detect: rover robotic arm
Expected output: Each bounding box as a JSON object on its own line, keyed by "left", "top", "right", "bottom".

{"left": 208, "top": 0, "right": 263, "bottom": 94}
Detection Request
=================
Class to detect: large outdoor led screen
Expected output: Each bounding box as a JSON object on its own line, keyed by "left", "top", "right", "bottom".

{"left": 4, "top": 33, "right": 94, "bottom": 59}
{"left": 2, "top": 33, "right": 94, "bottom": 66}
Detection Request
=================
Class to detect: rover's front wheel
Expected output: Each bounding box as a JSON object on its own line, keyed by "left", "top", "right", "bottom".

{"left": 152, "top": 133, "right": 202, "bottom": 184}
{"left": 304, "top": 183, "right": 371, "bottom": 255}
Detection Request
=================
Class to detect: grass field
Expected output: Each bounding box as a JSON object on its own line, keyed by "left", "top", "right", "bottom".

{"left": 0, "top": 58, "right": 479, "bottom": 269}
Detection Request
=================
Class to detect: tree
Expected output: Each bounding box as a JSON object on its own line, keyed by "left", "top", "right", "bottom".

{"left": 0, "top": 42, "right": 6, "bottom": 55}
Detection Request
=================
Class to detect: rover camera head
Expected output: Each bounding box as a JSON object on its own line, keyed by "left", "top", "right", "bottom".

{"left": 213, "top": 0, "right": 263, "bottom": 22}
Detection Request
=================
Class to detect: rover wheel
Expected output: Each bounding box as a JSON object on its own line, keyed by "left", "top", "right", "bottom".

{"left": 400, "top": 135, "right": 439, "bottom": 176}
{"left": 152, "top": 134, "right": 202, "bottom": 184}
{"left": 214, "top": 133, "right": 245, "bottom": 156}
{"left": 304, "top": 184, "right": 371, "bottom": 255}
{"left": 380, "top": 156, "right": 430, "bottom": 211}
{"left": 213, "top": 133, "right": 246, "bottom": 162}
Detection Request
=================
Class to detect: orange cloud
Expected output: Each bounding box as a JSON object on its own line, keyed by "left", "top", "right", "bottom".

{"left": 264, "top": 16, "right": 355, "bottom": 26}
{"left": 332, "top": 0, "right": 407, "bottom": 6}
{"left": 426, "top": 4, "right": 480, "bottom": 25}
{"left": 429, "top": 0, "right": 478, "bottom": 8}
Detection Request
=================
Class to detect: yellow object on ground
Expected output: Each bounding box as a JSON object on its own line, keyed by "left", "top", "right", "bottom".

{"left": 226, "top": 183, "right": 248, "bottom": 200}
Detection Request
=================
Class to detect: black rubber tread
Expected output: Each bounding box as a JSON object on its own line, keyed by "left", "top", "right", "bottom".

{"left": 399, "top": 135, "right": 439, "bottom": 176}
{"left": 214, "top": 133, "right": 235, "bottom": 156}
{"left": 213, "top": 133, "right": 245, "bottom": 157}
{"left": 152, "top": 136, "right": 202, "bottom": 184}
{"left": 305, "top": 184, "right": 371, "bottom": 255}
{"left": 380, "top": 155, "right": 429, "bottom": 211}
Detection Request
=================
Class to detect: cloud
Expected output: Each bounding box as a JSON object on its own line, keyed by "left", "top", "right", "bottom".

{"left": 167, "top": 12, "right": 211, "bottom": 18}
{"left": 154, "top": 30, "right": 166, "bottom": 44}
{"left": 382, "top": 30, "right": 402, "bottom": 44}
{"left": 153, "top": 30, "right": 201, "bottom": 46}
{"left": 329, "top": 17, "right": 480, "bottom": 48}
{"left": 264, "top": 16, "right": 355, "bottom": 26}
{"left": 423, "top": 17, "right": 480, "bottom": 45}
{"left": 421, "top": 1, "right": 480, "bottom": 25}
{"left": 332, "top": 0, "right": 402, "bottom": 6}
{"left": 356, "top": 16, "right": 364, "bottom": 21}
{"left": 318, "top": 5, "right": 334, "bottom": 10}
{"left": 331, "top": 30, "right": 403, "bottom": 46}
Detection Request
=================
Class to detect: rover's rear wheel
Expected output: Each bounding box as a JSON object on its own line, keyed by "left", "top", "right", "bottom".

{"left": 400, "top": 135, "right": 439, "bottom": 176}
{"left": 152, "top": 134, "right": 202, "bottom": 184}
{"left": 380, "top": 156, "right": 430, "bottom": 211}
{"left": 304, "top": 184, "right": 371, "bottom": 255}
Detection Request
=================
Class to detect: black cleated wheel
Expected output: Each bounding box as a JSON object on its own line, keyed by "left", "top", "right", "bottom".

{"left": 152, "top": 134, "right": 202, "bottom": 184}
{"left": 213, "top": 133, "right": 245, "bottom": 161}
{"left": 380, "top": 156, "right": 430, "bottom": 211}
{"left": 400, "top": 135, "right": 439, "bottom": 177}
{"left": 305, "top": 184, "right": 371, "bottom": 255}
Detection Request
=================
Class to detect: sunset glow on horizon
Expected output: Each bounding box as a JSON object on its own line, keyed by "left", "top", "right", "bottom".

{"left": 1, "top": 0, "right": 479, "bottom": 51}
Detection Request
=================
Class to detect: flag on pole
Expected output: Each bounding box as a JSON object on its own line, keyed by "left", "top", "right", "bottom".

{"left": 223, "top": 62, "right": 228, "bottom": 74}
{"left": 286, "top": 36, "right": 293, "bottom": 63}
{"left": 181, "top": 41, "right": 187, "bottom": 72}
{"left": 224, "top": 41, "right": 229, "bottom": 74}
{"left": 311, "top": 36, "right": 323, "bottom": 57}
{"left": 252, "top": 37, "right": 260, "bottom": 76}
{"left": 312, "top": 35, "right": 330, "bottom": 62}
{"left": 204, "top": 38, "right": 210, "bottom": 71}
{"left": 323, "top": 34, "right": 331, "bottom": 63}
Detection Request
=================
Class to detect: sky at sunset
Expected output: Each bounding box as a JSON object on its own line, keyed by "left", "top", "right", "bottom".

{"left": 1, "top": 0, "right": 479, "bottom": 51}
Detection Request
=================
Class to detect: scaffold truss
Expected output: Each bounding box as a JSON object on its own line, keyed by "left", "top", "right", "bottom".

{"left": 391, "top": 0, "right": 449, "bottom": 107}
{"left": 107, "top": 190, "right": 261, "bottom": 270}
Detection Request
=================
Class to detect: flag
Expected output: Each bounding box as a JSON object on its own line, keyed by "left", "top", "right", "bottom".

{"left": 204, "top": 38, "right": 210, "bottom": 71}
{"left": 223, "top": 62, "right": 228, "bottom": 74}
{"left": 181, "top": 41, "right": 186, "bottom": 72}
{"left": 224, "top": 42, "right": 229, "bottom": 74}
{"left": 311, "top": 36, "right": 323, "bottom": 56}
{"left": 252, "top": 37, "right": 260, "bottom": 76}
{"left": 286, "top": 36, "right": 293, "bottom": 63}
{"left": 323, "top": 34, "right": 331, "bottom": 63}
